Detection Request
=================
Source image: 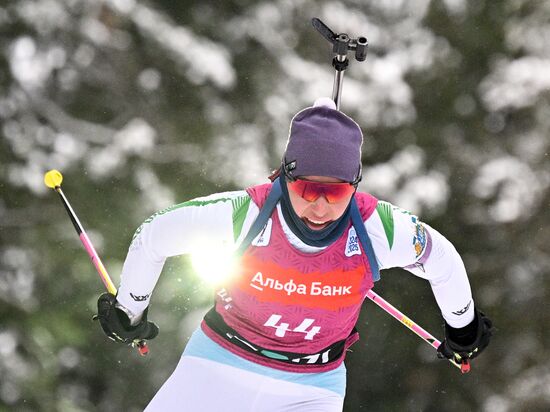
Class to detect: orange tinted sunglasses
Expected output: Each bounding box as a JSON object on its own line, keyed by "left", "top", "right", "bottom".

{"left": 287, "top": 179, "right": 356, "bottom": 203}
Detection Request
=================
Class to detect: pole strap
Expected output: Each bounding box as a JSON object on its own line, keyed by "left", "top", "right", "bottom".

{"left": 236, "top": 177, "right": 282, "bottom": 255}
{"left": 350, "top": 200, "right": 380, "bottom": 281}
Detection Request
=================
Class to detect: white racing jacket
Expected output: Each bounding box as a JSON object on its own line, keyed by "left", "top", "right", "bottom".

{"left": 116, "top": 189, "right": 475, "bottom": 329}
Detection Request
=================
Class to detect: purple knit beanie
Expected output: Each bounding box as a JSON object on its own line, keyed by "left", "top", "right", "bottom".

{"left": 283, "top": 98, "right": 363, "bottom": 183}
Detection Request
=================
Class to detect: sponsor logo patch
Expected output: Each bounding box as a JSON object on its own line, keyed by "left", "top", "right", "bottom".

{"left": 452, "top": 300, "right": 472, "bottom": 316}
{"left": 130, "top": 292, "right": 150, "bottom": 302}
{"left": 345, "top": 227, "right": 362, "bottom": 257}
{"left": 238, "top": 255, "right": 364, "bottom": 311}
{"left": 411, "top": 216, "right": 427, "bottom": 258}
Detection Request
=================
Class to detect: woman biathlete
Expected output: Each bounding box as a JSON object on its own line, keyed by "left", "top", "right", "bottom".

{"left": 96, "top": 98, "right": 492, "bottom": 411}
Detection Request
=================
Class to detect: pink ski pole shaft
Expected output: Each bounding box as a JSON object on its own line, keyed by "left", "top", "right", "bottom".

{"left": 365, "top": 289, "right": 469, "bottom": 373}
{"left": 44, "top": 170, "right": 149, "bottom": 356}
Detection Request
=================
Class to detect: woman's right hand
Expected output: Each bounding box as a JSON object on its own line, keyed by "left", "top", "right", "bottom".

{"left": 94, "top": 293, "right": 159, "bottom": 345}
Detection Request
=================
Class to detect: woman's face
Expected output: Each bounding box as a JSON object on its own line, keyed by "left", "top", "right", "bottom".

{"left": 287, "top": 176, "right": 354, "bottom": 231}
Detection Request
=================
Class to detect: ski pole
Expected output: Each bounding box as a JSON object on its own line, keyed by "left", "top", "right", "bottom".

{"left": 365, "top": 289, "right": 470, "bottom": 373}
{"left": 44, "top": 169, "right": 149, "bottom": 356}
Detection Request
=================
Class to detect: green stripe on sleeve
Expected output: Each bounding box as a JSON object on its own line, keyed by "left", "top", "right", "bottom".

{"left": 132, "top": 196, "right": 234, "bottom": 240}
{"left": 232, "top": 196, "right": 251, "bottom": 241}
{"left": 376, "top": 201, "right": 395, "bottom": 250}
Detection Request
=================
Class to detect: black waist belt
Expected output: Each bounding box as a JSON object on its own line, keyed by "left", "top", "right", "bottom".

{"left": 203, "top": 307, "right": 354, "bottom": 366}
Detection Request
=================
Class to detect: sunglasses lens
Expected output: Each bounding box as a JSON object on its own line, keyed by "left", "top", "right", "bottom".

{"left": 288, "top": 180, "right": 354, "bottom": 203}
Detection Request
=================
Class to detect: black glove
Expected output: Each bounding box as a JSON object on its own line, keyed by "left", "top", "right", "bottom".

{"left": 438, "top": 309, "right": 492, "bottom": 363}
{"left": 95, "top": 293, "right": 159, "bottom": 345}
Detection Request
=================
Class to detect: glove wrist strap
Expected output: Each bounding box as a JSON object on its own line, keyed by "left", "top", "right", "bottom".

{"left": 446, "top": 310, "right": 479, "bottom": 346}
{"left": 115, "top": 302, "right": 143, "bottom": 326}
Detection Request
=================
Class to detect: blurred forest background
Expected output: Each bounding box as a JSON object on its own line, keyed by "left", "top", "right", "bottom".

{"left": 1, "top": 0, "right": 549, "bottom": 411}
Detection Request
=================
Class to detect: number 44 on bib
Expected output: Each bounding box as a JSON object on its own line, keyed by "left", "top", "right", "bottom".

{"left": 264, "top": 314, "right": 321, "bottom": 340}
